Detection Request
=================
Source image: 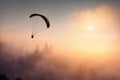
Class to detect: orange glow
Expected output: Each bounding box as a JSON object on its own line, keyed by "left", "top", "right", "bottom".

{"left": 56, "top": 4, "right": 120, "bottom": 60}
{"left": 0, "top": 4, "right": 120, "bottom": 62}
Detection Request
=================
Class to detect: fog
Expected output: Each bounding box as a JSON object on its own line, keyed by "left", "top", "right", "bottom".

{"left": 1, "top": 39, "right": 120, "bottom": 80}
{"left": 0, "top": 4, "right": 120, "bottom": 80}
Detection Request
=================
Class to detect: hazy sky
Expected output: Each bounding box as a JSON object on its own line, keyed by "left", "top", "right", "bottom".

{"left": 0, "top": 0, "right": 120, "bottom": 29}
{"left": 0, "top": 0, "right": 120, "bottom": 52}
{"left": 1, "top": 1, "right": 120, "bottom": 80}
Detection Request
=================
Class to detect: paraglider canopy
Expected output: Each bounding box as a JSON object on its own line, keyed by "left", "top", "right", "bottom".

{"left": 29, "top": 13, "right": 50, "bottom": 28}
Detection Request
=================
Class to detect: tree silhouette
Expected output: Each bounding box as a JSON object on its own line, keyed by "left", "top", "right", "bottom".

{"left": 16, "top": 77, "right": 22, "bottom": 80}
{"left": 44, "top": 41, "right": 49, "bottom": 53}
{"left": 0, "top": 74, "right": 9, "bottom": 80}
{"left": 43, "top": 41, "right": 53, "bottom": 54}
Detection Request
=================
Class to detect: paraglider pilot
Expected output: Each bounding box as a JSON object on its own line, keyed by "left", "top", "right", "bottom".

{"left": 31, "top": 34, "right": 34, "bottom": 38}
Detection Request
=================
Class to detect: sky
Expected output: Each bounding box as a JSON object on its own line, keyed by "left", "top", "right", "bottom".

{"left": 0, "top": 0, "right": 120, "bottom": 30}
{"left": 0, "top": 0, "right": 120, "bottom": 52}
{"left": 0, "top": 0, "right": 120, "bottom": 54}
{"left": 0, "top": 0, "right": 120, "bottom": 49}
{"left": 0, "top": 0, "right": 120, "bottom": 80}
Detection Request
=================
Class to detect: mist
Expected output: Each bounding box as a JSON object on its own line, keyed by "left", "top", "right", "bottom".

{"left": 0, "top": 3, "right": 120, "bottom": 80}
{"left": 0, "top": 39, "right": 120, "bottom": 80}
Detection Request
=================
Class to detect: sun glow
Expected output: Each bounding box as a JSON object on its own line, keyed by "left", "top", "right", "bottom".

{"left": 88, "top": 25, "right": 94, "bottom": 31}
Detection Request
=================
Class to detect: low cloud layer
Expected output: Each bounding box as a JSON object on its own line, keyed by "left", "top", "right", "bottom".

{"left": 1, "top": 39, "right": 120, "bottom": 80}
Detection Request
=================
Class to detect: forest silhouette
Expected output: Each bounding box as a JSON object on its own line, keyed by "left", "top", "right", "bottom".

{"left": 0, "top": 40, "right": 120, "bottom": 80}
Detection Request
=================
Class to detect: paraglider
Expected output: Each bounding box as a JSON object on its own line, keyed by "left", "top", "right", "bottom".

{"left": 29, "top": 13, "right": 50, "bottom": 38}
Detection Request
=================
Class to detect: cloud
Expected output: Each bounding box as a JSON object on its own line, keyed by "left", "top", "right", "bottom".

{"left": 55, "top": 4, "right": 120, "bottom": 53}
{"left": 0, "top": 4, "right": 120, "bottom": 80}
{"left": 64, "top": 4, "right": 120, "bottom": 33}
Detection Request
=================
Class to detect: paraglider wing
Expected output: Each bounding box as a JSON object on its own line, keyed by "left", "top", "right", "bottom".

{"left": 29, "top": 14, "right": 50, "bottom": 28}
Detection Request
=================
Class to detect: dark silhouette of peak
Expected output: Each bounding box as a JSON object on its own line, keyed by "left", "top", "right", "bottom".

{"left": 0, "top": 74, "right": 9, "bottom": 80}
